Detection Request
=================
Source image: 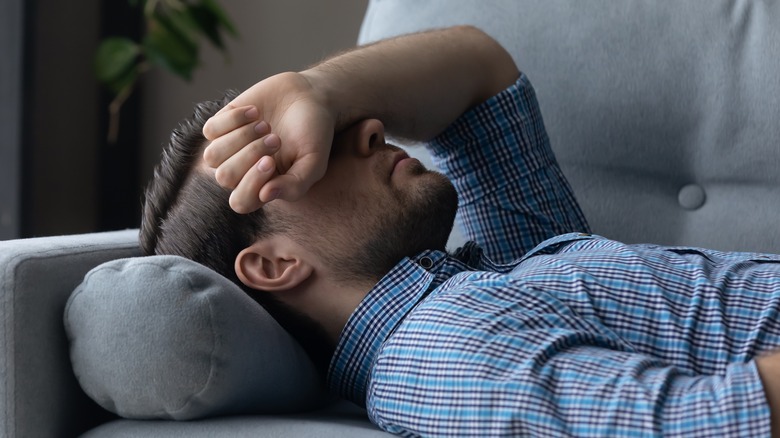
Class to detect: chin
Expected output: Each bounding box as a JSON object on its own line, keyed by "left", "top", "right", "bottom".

{"left": 384, "top": 172, "right": 458, "bottom": 260}
{"left": 333, "top": 171, "right": 458, "bottom": 285}
{"left": 410, "top": 172, "right": 458, "bottom": 251}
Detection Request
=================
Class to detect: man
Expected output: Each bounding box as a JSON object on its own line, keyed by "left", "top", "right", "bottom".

{"left": 141, "top": 26, "right": 780, "bottom": 436}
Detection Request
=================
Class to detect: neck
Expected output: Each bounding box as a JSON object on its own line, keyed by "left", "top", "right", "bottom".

{"left": 279, "top": 272, "right": 374, "bottom": 344}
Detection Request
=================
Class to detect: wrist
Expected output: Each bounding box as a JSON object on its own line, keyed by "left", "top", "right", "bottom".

{"left": 299, "top": 68, "right": 356, "bottom": 134}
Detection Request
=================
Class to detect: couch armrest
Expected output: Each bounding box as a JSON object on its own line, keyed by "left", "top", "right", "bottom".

{"left": 0, "top": 230, "right": 141, "bottom": 438}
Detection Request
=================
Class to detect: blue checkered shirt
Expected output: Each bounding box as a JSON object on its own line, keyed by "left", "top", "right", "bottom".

{"left": 327, "top": 75, "right": 779, "bottom": 437}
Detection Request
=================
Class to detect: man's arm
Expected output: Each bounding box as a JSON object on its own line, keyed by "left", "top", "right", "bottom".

{"left": 202, "top": 26, "right": 518, "bottom": 213}
{"left": 424, "top": 74, "right": 590, "bottom": 262}
{"left": 370, "top": 274, "right": 772, "bottom": 436}
{"left": 302, "top": 25, "right": 518, "bottom": 141}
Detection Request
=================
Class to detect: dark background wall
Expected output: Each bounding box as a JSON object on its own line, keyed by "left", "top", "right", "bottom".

{"left": 0, "top": 0, "right": 25, "bottom": 240}
{"left": 27, "top": 0, "right": 103, "bottom": 237}
{"left": 1, "top": 0, "right": 367, "bottom": 240}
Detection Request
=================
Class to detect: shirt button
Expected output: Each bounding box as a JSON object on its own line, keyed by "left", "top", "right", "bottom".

{"left": 419, "top": 257, "right": 434, "bottom": 269}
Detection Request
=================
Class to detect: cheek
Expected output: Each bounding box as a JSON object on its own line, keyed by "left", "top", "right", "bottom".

{"left": 317, "top": 161, "right": 387, "bottom": 207}
{"left": 293, "top": 153, "right": 399, "bottom": 229}
{"left": 296, "top": 179, "right": 380, "bottom": 229}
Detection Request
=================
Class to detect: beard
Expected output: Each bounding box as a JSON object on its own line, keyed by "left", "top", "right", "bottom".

{"left": 333, "top": 165, "right": 459, "bottom": 285}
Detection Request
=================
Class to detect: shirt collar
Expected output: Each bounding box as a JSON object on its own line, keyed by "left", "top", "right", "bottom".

{"left": 327, "top": 249, "right": 454, "bottom": 406}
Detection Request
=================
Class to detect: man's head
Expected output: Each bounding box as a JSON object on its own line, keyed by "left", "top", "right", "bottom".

{"left": 140, "top": 93, "right": 458, "bottom": 370}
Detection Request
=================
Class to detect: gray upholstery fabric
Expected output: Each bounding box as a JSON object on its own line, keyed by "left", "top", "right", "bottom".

{"left": 0, "top": 230, "right": 140, "bottom": 438}
{"left": 360, "top": 0, "right": 780, "bottom": 253}
{"left": 81, "top": 401, "right": 389, "bottom": 438}
{"left": 1, "top": 231, "right": 388, "bottom": 437}
{"left": 65, "top": 256, "right": 325, "bottom": 420}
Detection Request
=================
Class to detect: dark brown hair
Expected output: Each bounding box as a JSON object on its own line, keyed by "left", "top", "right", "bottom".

{"left": 140, "top": 92, "right": 333, "bottom": 374}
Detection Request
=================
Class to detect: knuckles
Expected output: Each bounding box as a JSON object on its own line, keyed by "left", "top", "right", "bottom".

{"left": 214, "top": 166, "right": 239, "bottom": 189}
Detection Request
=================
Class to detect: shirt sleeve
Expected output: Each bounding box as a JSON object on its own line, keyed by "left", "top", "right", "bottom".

{"left": 427, "top": 74, "right": 590, "bottom": 263}
{"left": 367, "top": 276, "right": 771, "bottom": 437}
{"left": 370, "top": 345, "right": 770, "bottom": 437}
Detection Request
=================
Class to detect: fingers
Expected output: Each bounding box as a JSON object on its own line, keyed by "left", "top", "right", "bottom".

{"left": 229, "top": 156, "right": 278, "bottom": 214}
{"left": 213, "top": 132, "right": 281, "bottom": 188}
{"left": 205, "top": 120, "right": 272, "bottom": 169}
{"left": 258, "top": 152, "right": 328, "bottom": 203}
{"left": 227, "top": 149, "right": 328, "bottom": 214}
{"left": 202, "top": 105, "right": 259, "bottom": 141}
{"left": 201, "top": 83, "right": 334, "bottom": 213}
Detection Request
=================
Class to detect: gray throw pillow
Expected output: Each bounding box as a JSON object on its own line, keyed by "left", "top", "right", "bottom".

{"left": 64, "top": 255, "right": 327, "bottom": 420}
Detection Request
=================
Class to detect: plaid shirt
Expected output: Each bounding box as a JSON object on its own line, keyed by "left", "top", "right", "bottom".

{"left": 327, "top": 75, "right": 778, "bottom": 437}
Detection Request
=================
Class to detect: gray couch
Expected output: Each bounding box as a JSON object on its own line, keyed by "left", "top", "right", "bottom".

{"left": 2, "top": 1, "right": 779, "bottom": 436}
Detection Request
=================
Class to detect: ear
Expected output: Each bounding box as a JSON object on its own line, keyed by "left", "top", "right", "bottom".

{"left": 234, "top": 237, "right": 313, "bottom": 292}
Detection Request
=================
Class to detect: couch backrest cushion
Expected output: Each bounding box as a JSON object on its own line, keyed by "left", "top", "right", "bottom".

{"left": 359, "top": 0, "right": 780, "bottom": 253}
{"left": 64, "top": 255, "right": 327, "bottom": 420}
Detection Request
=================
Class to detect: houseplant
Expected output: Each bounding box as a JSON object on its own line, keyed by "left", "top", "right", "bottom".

{"left": 95, "top": 0, "right": 237, "bottom": 142}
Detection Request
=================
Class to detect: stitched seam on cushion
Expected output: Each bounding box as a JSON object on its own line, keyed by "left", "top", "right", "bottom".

{"left": 164, "top": 264, "right": 219, "bottom": 417}
{"left": 77, "top": 261, "right": 170, "bottom": 418}
{"left": 102, "top": 260, "right": 219, "bottom": 417}
{"left": 172, "top": 289, "right": 219, "bottom": 416}
{"left": 3, "top": 240, "right": 139, "bottom": 437}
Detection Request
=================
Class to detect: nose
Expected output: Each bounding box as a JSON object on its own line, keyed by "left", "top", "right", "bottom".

{"left": 352, "top": 118, "right": 386, "bottom": 157}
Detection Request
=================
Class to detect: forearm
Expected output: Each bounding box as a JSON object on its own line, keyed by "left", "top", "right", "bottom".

{"left": 302, "top": 25, "right": 519, "bottom": 140}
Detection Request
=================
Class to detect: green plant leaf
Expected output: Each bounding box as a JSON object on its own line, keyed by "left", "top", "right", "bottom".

{"left": 107, "top": 63, "right": 141, "bottom": 95}
{"left": 188, "top": 3, "right": 224, "bottom": 49}
{"left": 188, "top": 1, "right": 237, "bottom": 51}
{"left": 201, "top": 0, "right": 238, "bottom": 36}
{"left": 95, "top": 37, "right": 140, "bottom": 83}
{"left": 157, "top": 6, "right": 200, "bottom": 50}
{"left": 96, "top": 0, "right": 238, "bottom": 143}
{"left": 143, "top": 16, "right": 199, "bottom": 80}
